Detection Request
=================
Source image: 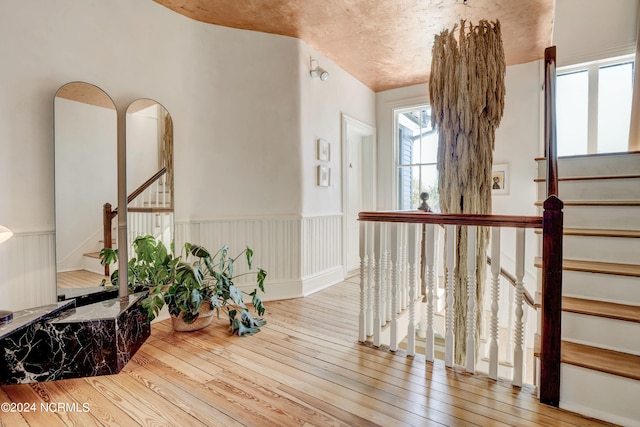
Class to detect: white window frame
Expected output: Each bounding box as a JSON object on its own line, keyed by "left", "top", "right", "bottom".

{"left": 394, "top": 104, "right": 438, "bottom": 210}
{"left": 557, "top": 54, "right": 634, "bottom": 155}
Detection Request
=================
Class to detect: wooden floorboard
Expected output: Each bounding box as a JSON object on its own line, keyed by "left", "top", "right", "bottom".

{"left": 1, "top": 278, "right": 617, "bottom": 426}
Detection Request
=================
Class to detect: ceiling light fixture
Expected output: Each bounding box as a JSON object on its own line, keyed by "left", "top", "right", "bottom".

{"left": 310, "top": 57, "right": 329, "bottom": 81}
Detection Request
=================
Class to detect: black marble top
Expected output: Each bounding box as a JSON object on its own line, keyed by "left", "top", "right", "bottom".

{"left": 51, "top": 293, "right": 147, "bottom": 323}
{"left": 0, "top": 301, "right": 76, "bottom": 340}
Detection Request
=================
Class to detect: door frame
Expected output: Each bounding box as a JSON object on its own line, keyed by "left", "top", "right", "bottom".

{"left": 341, "top": 113, "right": 376, "bottom": 276}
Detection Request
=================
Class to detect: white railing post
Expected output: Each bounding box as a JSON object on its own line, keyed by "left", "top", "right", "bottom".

{"left": 358, "top": 220, "right": 367, "bottom": 342}
{"left": 445, "top": 224, "right": 456, "bottom": 368}
{"left": 373, "top": 222, "right": 382, "bottom": 347}
{"left": 407, "top": 223, "right": 418, "bottom": 357}
{"left": 389, "top": 223, "right": 399, "bottom": 352}
{"left": 489, "top": 226, "right": 501, "bottom": 380}
{"left": 465, "top": 226, "right": 477, "bottom": 374}
{"left": 366, "top": 222, "right": 374, "bottom": 337}
{"left": 513, "top": 228, "right": 526, "bottom": 387}
{"left": 425, "top": 224, "right": 436, "bottom": 362}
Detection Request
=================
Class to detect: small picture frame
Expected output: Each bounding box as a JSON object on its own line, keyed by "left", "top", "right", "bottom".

{"left": 317, "top": 138, "right": 330, "bottom": 162}
{"left": 491, "top": 163, "right": 509, "bottom": 195}
{"left": 317, "top": 165, "right": 330, "bottom": 187}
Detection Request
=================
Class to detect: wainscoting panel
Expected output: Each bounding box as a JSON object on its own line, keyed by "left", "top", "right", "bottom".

{"left": 0, "top": 230, "right": 57, "bottom": 312}
{"left": 301, "top": 214, "right": 344, "bottom": 295}
{"left": 176, "top": 214, "right": 344, "bottom": 300}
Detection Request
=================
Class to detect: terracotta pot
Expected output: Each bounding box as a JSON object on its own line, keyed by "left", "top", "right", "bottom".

{"left": 170, "top": 305, "right": 215, "bottom": 332}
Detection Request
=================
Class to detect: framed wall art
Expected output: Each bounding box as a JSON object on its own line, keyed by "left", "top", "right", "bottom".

{"left": 317, "top": 138, "right": 330, "bottom": 162}
{"left": 491, "top": 163, "right": 509, "bottom": 195}
{"left": 317, "top": 165, "right": 331, "bottom": 187}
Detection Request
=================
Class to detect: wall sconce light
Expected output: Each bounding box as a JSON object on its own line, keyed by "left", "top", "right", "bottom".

{"left": 0, "top": 224, "right": 14, "bottom": 325}
{"left": 310, "top": 57, "right": 329, "bottom": 81}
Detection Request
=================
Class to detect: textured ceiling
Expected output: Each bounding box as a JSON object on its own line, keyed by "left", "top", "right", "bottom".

{"left": 153, "top": 0, "right": 554, "bottom": 92}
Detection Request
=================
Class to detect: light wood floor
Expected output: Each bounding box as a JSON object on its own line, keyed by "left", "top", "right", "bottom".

{"left": 1, "top": 278, "right": 615, "bottom": 426}
{"left": 57, "top": 270, "right": 112, "bottom": 289}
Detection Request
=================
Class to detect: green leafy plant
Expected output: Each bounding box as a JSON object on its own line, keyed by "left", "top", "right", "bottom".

{"left": 99, "top": 235, "right": 178, "bottom": 290}
{"left": 101, "top": 235, "right": 268, "bottom": 336}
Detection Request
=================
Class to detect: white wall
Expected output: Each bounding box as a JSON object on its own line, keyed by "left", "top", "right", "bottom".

{"left": 0, "top": 0, "right": 375, "bottom": 311}
{"left": 553, "top": 0, "right": 638, "bottom": 65}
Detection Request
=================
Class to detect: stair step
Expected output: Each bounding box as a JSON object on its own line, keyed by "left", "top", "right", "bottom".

{"left": 536, "top": 175, "right": 640, "bottom": 201}
{"left": 534, "top": 336, "right": 640, "bottom": 381}
{"left": 563, "top": 296, "right": 640, "bottom": 324}
{"left": 535, "top": 228, "right": 640, "bottom": 238}
{"left": 82, "top": 252, "right": 101, "bottom": 259}
{"left": 534, "top": 256, "right": 640, "bottom": 277}
{"left": 536, "top": 151, "right": 640, "bottom": 178}
{"left": 561, "top": 270, "right": 640, "bottom": 306}
{"left": 563, "top": 341, "right": 640, "bottom": 381}
{"left": 534, "top": 294, "right": 640, "bottom": 323}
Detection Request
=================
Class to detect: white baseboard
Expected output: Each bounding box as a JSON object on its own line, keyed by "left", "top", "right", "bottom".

{"left": 301, "top": 266, "right": 345, "bottom": 297}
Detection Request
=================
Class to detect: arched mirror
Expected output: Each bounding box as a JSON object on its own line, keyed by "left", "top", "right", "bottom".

{"left": 125, "top": 99, "right": 174, "bottom": 257}
{"left": 54, "top": 82, "right": 117, "bottom": 299}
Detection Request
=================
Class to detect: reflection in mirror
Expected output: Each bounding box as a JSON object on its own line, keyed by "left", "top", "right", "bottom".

{"left": 125, "top": 99, "right": 174, "bottom": 259}
{"left": 54, "top": 82, "right": 117, "bottom": 299}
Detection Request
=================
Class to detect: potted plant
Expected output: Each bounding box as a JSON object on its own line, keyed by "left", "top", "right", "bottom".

{"left": 101, "top": 235, "right": 267, "bottom": 336}
{"left": 100, "top": 234, "right": 178, "bottom": 292}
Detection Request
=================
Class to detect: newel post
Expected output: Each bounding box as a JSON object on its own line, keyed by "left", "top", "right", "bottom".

{"left": 103, "top": 203, "right": 113, "bottom": 277}
{"left": 540, "top": 195, "right": 564, "bottom": 406}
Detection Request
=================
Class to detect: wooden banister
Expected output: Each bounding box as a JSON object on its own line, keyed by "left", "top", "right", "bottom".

{"left": 487, "top": 256, "right": 535, "bottom": 308}
{"left": 545, "top": 46, "right": 559, "bottom": 198}
{"left": 358, "top": 211, "right": 542, "bottom": 229}
{"left": 103, "top": 167, "right": 171, "bottom": 257}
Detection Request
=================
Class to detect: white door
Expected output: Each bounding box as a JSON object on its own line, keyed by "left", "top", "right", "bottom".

{"left": 342, "top": 115, "right": 376, "bottom": 275}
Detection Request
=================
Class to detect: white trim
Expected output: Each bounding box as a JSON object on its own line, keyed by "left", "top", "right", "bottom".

{"left": 556, "top": 44, "right": 636, "bottom": 68}
{"left": 302, "top": 266, "right": 344, "bottom": 297}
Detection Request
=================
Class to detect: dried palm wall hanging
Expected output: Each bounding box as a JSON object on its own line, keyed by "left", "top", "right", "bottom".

{"left": 429, "top": 20, "right": 505, "bottom": 365}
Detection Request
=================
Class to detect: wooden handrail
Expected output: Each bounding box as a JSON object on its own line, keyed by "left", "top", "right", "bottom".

{"left": 487, "top": 256, "right": 535, "bottom": 308}
{"left": 358, "top": 211, "right": 543, "bottom": 229}
{"left": 103, "top": 167, "right": 172, "bottom": 258}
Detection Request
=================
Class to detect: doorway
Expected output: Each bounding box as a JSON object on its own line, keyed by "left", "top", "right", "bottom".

{"left": 342, "top": 114, "right": 376, "bottom": 275}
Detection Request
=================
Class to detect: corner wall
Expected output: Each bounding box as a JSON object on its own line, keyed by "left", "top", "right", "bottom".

{"left": 0, "top": 0, "right": 375, "bottom": 311}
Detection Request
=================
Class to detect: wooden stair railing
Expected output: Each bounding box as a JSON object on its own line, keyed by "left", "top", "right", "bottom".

{"left": 102, "top": 167, "right": 171, "bottom": 276}
{"left": 540, "top": 45, "right": 563, "bottom": 407}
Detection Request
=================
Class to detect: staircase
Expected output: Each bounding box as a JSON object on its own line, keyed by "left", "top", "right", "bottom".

{"left": 535, "top": 151, "right": 640, "bottom": 427}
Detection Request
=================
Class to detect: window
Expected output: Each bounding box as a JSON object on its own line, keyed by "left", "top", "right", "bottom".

{"left": 556, "top": 56, "right": 634, "bottom": 156}
{"left": 396, "top": 106, "right": 439, "bottom": 211}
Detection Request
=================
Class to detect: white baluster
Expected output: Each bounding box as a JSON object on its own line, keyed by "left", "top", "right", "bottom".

{"left": 401, "top": 223, "right": 409, "bottom": 311}
{"left": 489, "top": 227, "right": 501, "bottom": 380}
{"left": 366, "top": 222, "right": 374, "bottom": 337}
{"left": 373, "top": 222, "right": 382, "bottom": 347}
{"left": 425, "top": 224, "right": 436, "bottom": 362}
{"left": 383, "top": 224, "right": 392, "bottom": 323}
{"left": 513, "top": 228, "right": 526, "bottom": 387}
{"left": 445, "top": 224, "right": 456, "bottom": 368}
{"left": 407, "top": 223, "right": 418, "bottom": 357}
{"left": 466, "top": 226, "right": 477, "bottom": 374}
{"left": 389, "top": 224, "right": 399, "bottom": 352}
{"left": 358, "top": 221, "right": 367, "bottom": 342}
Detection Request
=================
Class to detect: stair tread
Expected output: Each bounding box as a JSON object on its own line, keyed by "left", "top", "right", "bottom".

{"left": 534, "top": 174, "right": 640, "bottom": 182}
{"left": 534, "top": 336, "right": 640, "bottom": 381}
{"left": 563, "top": 341, "right": 640, "bottom": 381}
{"left": 535, "top": 200, "right": 640, "bottom": 206}
{"left": 534, "top": 228, "right": 640, "bottom": 238}
{"left": 82, "top": 252, "right": 101, "bottom": 259}
{"left": 534, "top": 256, "right": 640, "bottom": 277}
{"left": 563, "top": 296, "right": 640, "bottom": 323}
